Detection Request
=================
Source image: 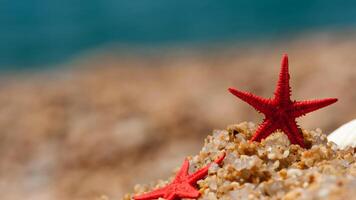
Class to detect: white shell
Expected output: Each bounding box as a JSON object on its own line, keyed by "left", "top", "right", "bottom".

{"left": 328, "top": 119, "right": 356, "bottom": 149}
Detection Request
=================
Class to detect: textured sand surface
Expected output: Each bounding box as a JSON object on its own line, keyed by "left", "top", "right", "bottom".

{"left": 128, "top": 122, "right": 356, "bottom": 200}
{"left": 0, "top": 33, "right": 355, "bottom": 199}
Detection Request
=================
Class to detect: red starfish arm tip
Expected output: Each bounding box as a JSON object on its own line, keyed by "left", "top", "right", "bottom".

{"left": 281, "top": 53, "right": 288, "bottom": 64}
{"left": 292, "top": 98, "right": 338, "bottom": 118}
{"left": 175, "top": 159, "right": 190, "bottom": 179}
{"left": 274, "top": 54, "right": 292, "bottom": 103}
{"left": 134, "top": 187, "right": 167, "bottom": 200}
{"left": 187, "top": 165, "right": 209, "bottom": 184}
{"left": 188, "top": 152, "right": 226, "bottom": 184}
{"left": 214, "top": 152, "right": 226, "bottom": 165}
{"left": 228, "top": 87, "right": 273, "bottom": 114}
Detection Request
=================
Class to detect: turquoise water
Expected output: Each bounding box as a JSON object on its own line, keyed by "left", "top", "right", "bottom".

{"left": 1, "top": 0, "right": 356, "bottom": 68}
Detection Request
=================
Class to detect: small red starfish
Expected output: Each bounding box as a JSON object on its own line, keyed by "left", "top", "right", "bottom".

{"left": 228, "top": 54, "right": 337, "bottom": 148}
{"left": 134, "top": 153, "right": 225, "bottom": 200}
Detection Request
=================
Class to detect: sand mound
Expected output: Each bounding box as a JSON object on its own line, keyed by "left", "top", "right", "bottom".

{"left": 128, "top": 122, "right": 356, "bottom": 200}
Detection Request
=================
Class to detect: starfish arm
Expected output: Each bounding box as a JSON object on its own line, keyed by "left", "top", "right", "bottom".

{"left": 228, "top": 88, "right": 273, "bottom": 114}
{"left": 250, "top": 119, "right": 277, "bottom": 142}
{"left": 134, "top": 186, "right": 167, "bottom": 200}
{"left": 173, "top": 159, "right": 190, "bottom": 183}
{"left": 176, "top": 184, "right": 200, "bottom": 198}
{"left": 187, "top": 165, "right": 209, "bottom": 184}
{"left": 281, "top": 119, "right": 305, "bottom": 148}
{"left": 188, "top": 152, "right": 225, "bottom": 184}
{"left": 274, "top": 54, "right": 292, "bottom": 104}
{"left": 292, "top": 98, "right": 338, "bottom": 118}
{"left": 213, "top": 152, "right": 226, "bottom": 165}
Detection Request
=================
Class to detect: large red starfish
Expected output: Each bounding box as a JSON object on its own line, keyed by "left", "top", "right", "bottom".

{"left": 228, "top": 54, "right": 337, "bottom": 148}
{"left": 134, "top": 153, "right": 225, "bottom": 200}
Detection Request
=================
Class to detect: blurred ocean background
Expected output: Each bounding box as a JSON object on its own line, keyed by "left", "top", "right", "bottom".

{"left": 2, "top": 0, "right": 356, "bottom": 68}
